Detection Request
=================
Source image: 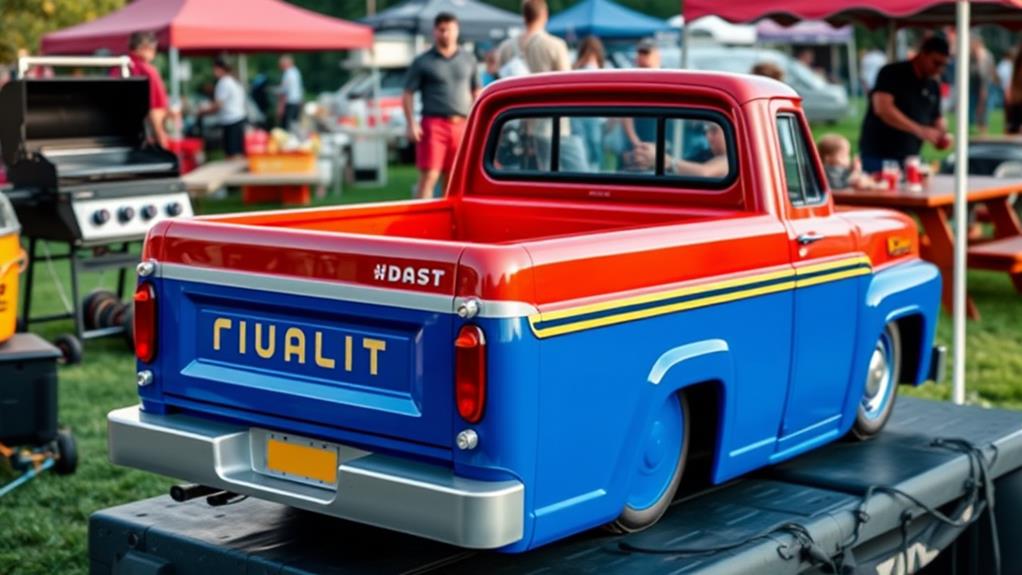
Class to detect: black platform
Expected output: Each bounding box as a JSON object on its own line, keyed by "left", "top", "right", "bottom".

{"left": 89, "top": 398, "right": 1022, "bottom": 575}
{"left": 0, "top": 332, "right": 61, "bottom": 446}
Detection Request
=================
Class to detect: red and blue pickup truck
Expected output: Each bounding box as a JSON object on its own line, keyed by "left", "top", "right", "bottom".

{"left": 109, "top": 70, "right": 943, "bottom": 552}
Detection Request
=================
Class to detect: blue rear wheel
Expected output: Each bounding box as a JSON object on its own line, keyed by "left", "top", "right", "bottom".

{"left": 607, "top": 392, "right": 689, "bottom": 533}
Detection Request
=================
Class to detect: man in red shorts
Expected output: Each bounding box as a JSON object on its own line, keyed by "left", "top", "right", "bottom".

{"left": 402, "top": 13, "right": 480, "bottom": 199}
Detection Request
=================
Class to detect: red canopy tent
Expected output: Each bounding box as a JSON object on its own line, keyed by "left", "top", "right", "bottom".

{"left": 39, "top": 0, "right": 374, "bottom": 136}
{"left": 684, "top": 0, "right": 1022, "bottom": 27}
{"left": 683, "top": 0, "right": 1022, "bottom": 406}
{"left": 40, "top": 0, "right": 373, "bottom": 54}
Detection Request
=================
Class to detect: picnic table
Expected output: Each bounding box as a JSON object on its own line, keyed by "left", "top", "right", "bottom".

{"left": 181, "top": 159, "right": 334, "bottom": 205}
{"left": 833, "top": 174, "right": 1022, "bottom": 319}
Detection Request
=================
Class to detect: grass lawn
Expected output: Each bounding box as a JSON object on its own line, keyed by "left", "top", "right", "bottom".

{"left": 1, "top": 137, "right": 1020, "bottom": 573}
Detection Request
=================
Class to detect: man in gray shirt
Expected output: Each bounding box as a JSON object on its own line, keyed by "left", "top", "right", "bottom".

{"left": 403, "top": 12, "right": 480, "bottom": 199}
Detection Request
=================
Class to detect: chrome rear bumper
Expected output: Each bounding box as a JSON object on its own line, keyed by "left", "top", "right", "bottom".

{"left": 107, "top": 406, "right": 524, "bottom": 549}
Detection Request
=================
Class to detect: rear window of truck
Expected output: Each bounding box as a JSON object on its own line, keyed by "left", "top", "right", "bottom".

{"left": 485, "top": 107, "right": 737, "bottom": 189}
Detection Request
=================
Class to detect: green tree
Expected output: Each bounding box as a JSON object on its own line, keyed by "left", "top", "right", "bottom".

{"left": 0, "top": 0, "right": 125, "bottom": 64}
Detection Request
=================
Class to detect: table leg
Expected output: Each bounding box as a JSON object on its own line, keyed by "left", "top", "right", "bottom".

{"left": 983, "top": 198, "right": 1022, "bottom": 294}
{"left": 917, "top": 206, "right": 980, "bottom": 320}
{"left": 983, "top": 197, "right": 1022, "bottom": 239}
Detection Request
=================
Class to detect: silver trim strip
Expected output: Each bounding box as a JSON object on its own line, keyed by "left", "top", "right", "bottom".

{"left": 159, "top": 263, "right": 538, "bottom": 319}
{"left": 455, "top": 296, "right": 538, "bottom": 319}
{"left": 108, "top": 406, "right": 525, "bottom": 549}
{"left": 647, "top": 339, "right": 729, "bottom": 385}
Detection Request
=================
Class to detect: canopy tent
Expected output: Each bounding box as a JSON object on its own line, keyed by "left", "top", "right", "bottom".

{"left": 755, "top": 20, "right": 852, "bottom": 44}
{"left": 668, "top": 16, "right": 757, "bottom": 45}
{"left": 548, "top": 0, "right": 671, "bottom": 41}
{"left": 40, "top": 0, "right": 372, "bottom": 54}
{"left": 755, "top": 20, "right": 858, "bottom": 99}
{"left": 685, "top": 0, "right": 1022, "bottom": 27}
{"left": 684, "top": 0, "right": 1022, "bottom": 405}
{"left": 40, "top": 0, "right": 373, "bottom": 133}
{"left": 360, "top": 0, "right": 520, "bottom": 43}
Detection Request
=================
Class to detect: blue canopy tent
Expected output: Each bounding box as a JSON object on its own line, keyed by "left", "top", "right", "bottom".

{"left": 547, "top": 0, "right": 670, "bottom": 41}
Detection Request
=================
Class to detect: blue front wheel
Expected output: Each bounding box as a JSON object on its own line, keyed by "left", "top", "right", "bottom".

{"left": 851, "top": 323, "right": 901, "bottom": 440}
{"left": 607, "top": 392, "right": 689, "bottom": 534}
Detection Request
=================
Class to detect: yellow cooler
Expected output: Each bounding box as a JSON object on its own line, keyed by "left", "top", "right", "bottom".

{"left": 0, "top": 193, "right": 25, "bottom": 344}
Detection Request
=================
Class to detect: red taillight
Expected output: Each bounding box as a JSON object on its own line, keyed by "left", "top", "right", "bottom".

{"left": 455, "top": 325, "right": 486, "bottom": 423}
{"left": 134, "top": 282, "right": 157, "bottom": 363}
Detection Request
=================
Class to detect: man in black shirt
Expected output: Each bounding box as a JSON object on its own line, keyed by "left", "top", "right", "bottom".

{"left": 859, "top": 36, "right": 951, "bottom": 173}
{"left": 403, "top": 13, "right": 480, "bottom": 199}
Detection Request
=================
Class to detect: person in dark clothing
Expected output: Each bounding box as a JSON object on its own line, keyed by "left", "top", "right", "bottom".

{"left": 859, "top": 36, "right": 951, "bottom": 173}
{"left": 1005, "top": 45, "right": 1022, "bottom": 134}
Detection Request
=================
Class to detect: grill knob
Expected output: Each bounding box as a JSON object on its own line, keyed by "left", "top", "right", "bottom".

{"left": 140, "top": 204, "right": 158, "bottom": 220}
{"left": 92, "top": 209, "right": 111, "bottom": 226}
{"left": 165, "top": 202, "right": 183, "bottom": 217}
{"left": 118, "top": 206, "right": 136, "bottom": 223}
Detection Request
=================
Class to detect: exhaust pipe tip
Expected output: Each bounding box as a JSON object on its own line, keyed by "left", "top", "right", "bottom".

{"left": 170, "top": 483, "right": 221, "bottom": 502}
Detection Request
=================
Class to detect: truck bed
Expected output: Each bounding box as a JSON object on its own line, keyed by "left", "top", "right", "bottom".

{"left": 205, "top": 197, "right": 740, "bottom": 245}
{"left": 90, "top": 398, "right": 1022, "bottom": 574}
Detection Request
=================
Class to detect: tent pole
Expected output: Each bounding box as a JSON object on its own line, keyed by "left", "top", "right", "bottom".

{"left": 169, "top": 47, "right": 182, "bottom": 139}
{"left": 239, "top": 54, "right": 248, "bottom": 87}
{"left": 886, "top": 20, "right": 896, "bottom": 60}
{"left": 169, "top": 47, "right": 181, "bottom": 104}
{"left": 952, "top": 0, "right": 970, "bottom": 405}
{"left": 371, "top": 48, "right": 386, "bottom": 187}
{"left": 681, "top": 23, "right": 689, "bottom": 69}
{"left": 847, "top": 32, "right": 859, "bottom": 105}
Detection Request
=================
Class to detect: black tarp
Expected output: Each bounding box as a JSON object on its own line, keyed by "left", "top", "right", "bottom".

{"left": 361, "top": 0, "right": 520, "bottom": 42}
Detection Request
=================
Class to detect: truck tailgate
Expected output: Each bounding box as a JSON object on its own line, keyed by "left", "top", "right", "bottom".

{"left": 146, "top": 220, "right": 464, "bottom": 449}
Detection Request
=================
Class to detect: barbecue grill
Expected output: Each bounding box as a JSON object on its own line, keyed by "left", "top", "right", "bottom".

{"left": 0, "top": 57, "right": 193, "bottom": 362}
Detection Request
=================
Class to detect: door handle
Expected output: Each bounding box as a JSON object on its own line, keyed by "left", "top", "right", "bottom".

{"left": 797, "top": 233, "right": 826, "bottom": 245}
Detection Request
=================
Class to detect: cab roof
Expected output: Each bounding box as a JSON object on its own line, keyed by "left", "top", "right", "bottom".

{"left": 484, "top": 69, "right": 800, "bottom": 105}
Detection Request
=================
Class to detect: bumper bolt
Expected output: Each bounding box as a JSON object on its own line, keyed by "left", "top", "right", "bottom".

{"left": 137, "top": 260, "right": 157, "bottom": 278}
{"left": 137, "top": 370, "right": 154, "bottom": 387}
{"left": 456, "top": 298, "right": 480, "bottom": 319}
{"left": 456, "top": 429, "right": 479, "bottom": 450}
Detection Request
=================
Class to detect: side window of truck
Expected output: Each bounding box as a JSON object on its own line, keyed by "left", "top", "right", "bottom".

{"left": 777, "top": 114, "right": 824, "bottom": 207}
{"left": 487, "top": 108, "right": 735, "bottom": 188}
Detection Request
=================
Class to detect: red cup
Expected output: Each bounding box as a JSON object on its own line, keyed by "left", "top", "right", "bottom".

{"left": 906, "top": 163, "right": 921, "bottom": 184}
{"left": 884, "top": 172, "right": 899, "bottom": 191}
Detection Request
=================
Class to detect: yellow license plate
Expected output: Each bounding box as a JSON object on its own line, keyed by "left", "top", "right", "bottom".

{"left": 266, "top": 437, "right": 339, "bottom": 485}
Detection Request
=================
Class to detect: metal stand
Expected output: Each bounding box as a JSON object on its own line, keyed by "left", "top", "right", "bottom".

{"left": 20, "top": 238, "right": 137, "bottom": 342}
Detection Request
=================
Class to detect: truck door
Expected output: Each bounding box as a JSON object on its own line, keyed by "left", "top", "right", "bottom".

{"left": 774, "top": 112, "right": 863, "bottom": 451}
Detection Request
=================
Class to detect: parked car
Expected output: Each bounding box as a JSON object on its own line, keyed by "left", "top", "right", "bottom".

{"left": 110, "top": 70, "right": 941, "bottom": 553}
{"left": 325, "top": 68, "right": 408, "bottom": 128}
{"left": 651, "top": 45, "right": 850, "bottom": 123}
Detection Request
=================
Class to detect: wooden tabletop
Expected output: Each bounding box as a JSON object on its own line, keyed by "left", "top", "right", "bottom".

{"left": 833, "top": 174, "right": 1022, "bottom": 208}
{"left": 967, "top": 134, "right": 1022, "bottom": 145}
{"left": 181, "top": 159, "right": 328, "bottom": 197}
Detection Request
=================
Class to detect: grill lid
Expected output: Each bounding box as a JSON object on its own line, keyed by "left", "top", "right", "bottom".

{"left": 0, "top": 78, "right": 150, "bottom": 167}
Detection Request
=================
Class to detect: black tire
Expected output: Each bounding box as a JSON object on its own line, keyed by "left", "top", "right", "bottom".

{"left": 83, "top": 289, "right": 117, "bottom": 330}
{"left": 850, "top": 323, "right": 902, "bottom": 441}
{"left": 54, "top": 430, "right": 78, "bottom": 475}
{"left": 606, "top": 393, "right": 690, "bottom": 534}
{"left": 54, "top": 333, "right": 83, "bottom": 365}
{"left": 110, "top": 301, "right": 130, "bottom": 329}
{"left": 121, "top": 305, "right": 135, "bottom": 349}
{"left": 97, "top": 299, "right": 122, "bottom": 329}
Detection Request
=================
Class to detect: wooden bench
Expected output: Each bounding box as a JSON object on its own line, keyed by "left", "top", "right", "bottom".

{"left": 968, "top": 236, "right": 1022, "bottom": 292}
